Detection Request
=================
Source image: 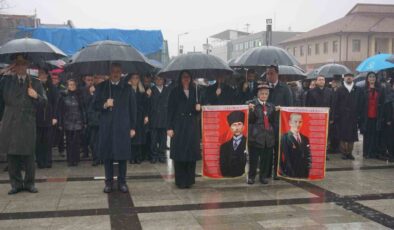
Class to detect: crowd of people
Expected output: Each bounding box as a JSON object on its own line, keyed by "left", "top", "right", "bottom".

{"left": 1, "top": 54, "right": 394, "bottom": 194}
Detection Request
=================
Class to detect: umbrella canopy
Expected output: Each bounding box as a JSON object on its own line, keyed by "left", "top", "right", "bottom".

{"left": 260, "top": 65, "right": 306, "bottom": 82}
{"left": 65, "top": 40, "right": 153, "bottom": 75}
{"left": 386, "top": 55, "right": 394, "bottom": 64}
{"left": 0, "top": 38, "right": 66, "bottom": 63}
{"left": 231, "top": 46, "right": 300, "bottom": 68}
{"left": 158, "top": 53, "right": 233, "bottom": 80}
{"left": 356, "top": 53, "right": 394, "bottom": 73}
{"left": 307, "top": 63, "right": 351, "bottom": 80}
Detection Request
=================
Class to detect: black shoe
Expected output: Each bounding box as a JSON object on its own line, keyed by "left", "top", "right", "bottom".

{"left": 37, "top": 165, "right": 46, "bottom": 169}
{"left": 103, "top": 184, "right": 113, "bottom": 193}
{"left": 247, "top": 178, "right": 255, "bottom": 185}
{"left": 129, "top": 160, "right": 134, "bottom": 164}
{"left": 342, "top": 154, "right": 349, "bottom": 160}
{"left": 273, "top": 176, "right": 280, "bottom": 180}
{"left": 25, "top": 186, "right": 38, "bottom": 193}
{"left": 59, "top": 152, "right": 65, "bottom": 157}
{"left": 118, "top": 184, "right": 129, "bottom": 193}
{"left": 8, "top": 187, "right": 22, "bottom": 195}
{"left": 135, "top": 159, "right": 142, "bottom": 164}
{"left": 260, "top": 178, "right": 269, "bottom": 184}
{"left": 158, "top": 158, "right": 166, "bottom": 163}
{"left": 3, "top": 166, "right": 8, "bottom": 172}
{"left": 150, "top": 159, "right": 157, "bottom": 164}
{"left": 326, "top": 156, "right": 330, "bottom": 161}
{"left": 347, "top": 154, "right": 355, "bottom": 160}
{"left": 92, "top": 161, "right": 99, "bottom": 166}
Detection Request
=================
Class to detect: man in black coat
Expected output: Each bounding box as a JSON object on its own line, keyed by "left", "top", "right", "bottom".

{"left": 219, "top": 111, "right": 247, "bottom": 178}
{"left": 266, "top": 65, "right": 293, "bottom": 179}
{"left": 149, "top": 75, "right": 170, "bottom": 163}
{"left": 35, "top": 66, "right": 59, "bottom": 168}
{"left": 203, "top": 75, "right": 236, "bottom": 105}
{"left": 80, "top": 75, "right": 94, "bottom": 158}
{"left": 279, "top": 113, "right": 311, "bottom": 179}
{"left": 94, "top": 63, "right": 137, "bottom": 193}
{"left": 332, "top": 73, "right": 364, "bottom": 160}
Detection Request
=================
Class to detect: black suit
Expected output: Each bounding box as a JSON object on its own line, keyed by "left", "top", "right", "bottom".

{"left": 279, "top": 132, "right": 311, "bottom": 179}
{"left": 219, "top": 136, "right": 247, "bottom": 177}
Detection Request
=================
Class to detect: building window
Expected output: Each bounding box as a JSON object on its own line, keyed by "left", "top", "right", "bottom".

{"left": 307, "top": 44, "right": 312, "bottom": 56}
{"left": 257, "top": 40, "right": 262, "bottom": 47}
{"left": 240, "top": 43, "right": 244, "bottom": 50}
{"left": 249, "top": 41, "right": 254, "bottom": 48}
{"left": 293, "top": 47, "right": 296, "bottom": 56}
{"left": 315, "top": 43, "right": 320, "bottom": 55}
{"left": 333, "top": 41, "right": 338, "bottom": 53}
{"left": 245, "top": 42, "right": 249, "bottom": 49}
{"left": 300, "top": 45, "right": 304, "bottom": 56}
{"left": 352, "top": 39, "right": 361, "bottom": 52}
{"left": 323, "top": 42, "right": 328, "bottom": 54}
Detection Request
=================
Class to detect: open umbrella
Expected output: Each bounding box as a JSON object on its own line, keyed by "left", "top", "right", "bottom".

{"left": 0, "top": 38, "right": 66, "bottom": 63}
{"left": 386, "top": 55, "right": 394, "bottom": 64}
{"left": 356, "top": 53, "right": 394, "bottom": 73}
{"left": 65, "top": 40, "right": 154, "bottom": 75}
{"left": 231, "top": 46, "right": 300, "bottom": 68}
{"left": 308, "top": 63, "right": 351, "bottom": 80}
{"left": 158, "top": 52, "right": 233, "bottom": 80}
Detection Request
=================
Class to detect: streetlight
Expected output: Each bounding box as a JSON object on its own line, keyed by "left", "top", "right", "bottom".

{"left": 177, "top": 32, "right": 189, "bottom": 55}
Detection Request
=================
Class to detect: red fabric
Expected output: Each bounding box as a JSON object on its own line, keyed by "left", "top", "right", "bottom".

{"left": 367, "top": 90, "right": 378, "bottom": 118}
{"left": 262, "top": 104, "right": 270, "bottom": 130}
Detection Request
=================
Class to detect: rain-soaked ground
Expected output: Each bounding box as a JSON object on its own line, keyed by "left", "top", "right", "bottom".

{"left": 0, "top": 139, "right": 393, "bottom": 230}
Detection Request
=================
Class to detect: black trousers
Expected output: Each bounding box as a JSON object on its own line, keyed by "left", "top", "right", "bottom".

{"left": 248, "top": 146, "right": 274, "bottom": 180}
{"left": 142, "top": 130, "right": 151, "bottom": 160}
{"left": 65, "top": 130, "right": 81, "bottom": 165}
{"left": 387, "top": 124, "right": 394, "bottom": 158}
{"left": 89, "top": 127, "right": 99, "bottom": 162}
{"left": 173, "top": 161, "right": 196, "bottom": 187}
{"left": 150, "top": 128, "right": 167, "bottom": 160}
{"left": 131, "top": 144, "right": 142, "bottom": 161}
{"left": 35, "top": 127, "right": 53, "bottom": 167}
{"left": 8, "top": 154, "right": 35, "bottom": 189}
{"left": 81, "top": 127, "right": 90, "bottom": 156}
{"left": 53, "top": 127, "right": 65, "bottom": 153}
{"left": 104, "top": 160, "right": 127, "bottom": 185}
{"left": 363, "top": 118, "right": 378, "bottom": 158}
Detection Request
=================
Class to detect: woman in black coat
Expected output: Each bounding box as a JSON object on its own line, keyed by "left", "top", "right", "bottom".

{"left": 167, "top": 70, "right": 201, "bottom": 189}
{"left": 35, "top": 67, "right": 59, "bottom": 168}
{"left": 128, "top": 73, "right": 149, "bottom": 164}
{"left": 384, "top": 79, "right": 394, "bottom": 162}
{"left": 58, "top": 79, "right": 86, "bottom": 166}
{"left": 360, "top": 72, "right": 385, "bottom": 159}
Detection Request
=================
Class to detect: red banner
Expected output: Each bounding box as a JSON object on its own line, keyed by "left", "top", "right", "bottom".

{"left": 202, "top": 105, "right": 249, "bottom": 178}
{"left": 277, "top": 107, "right": 329, "bottom": 181}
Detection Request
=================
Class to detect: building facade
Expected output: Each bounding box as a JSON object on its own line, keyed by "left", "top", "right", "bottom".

{"left": 280, "top": 3, "right": 394, "bottom": 71}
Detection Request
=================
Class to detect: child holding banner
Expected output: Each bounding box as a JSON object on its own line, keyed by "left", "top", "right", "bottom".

{"left": 247, "top": 84, "right": 276, "bottom": 184}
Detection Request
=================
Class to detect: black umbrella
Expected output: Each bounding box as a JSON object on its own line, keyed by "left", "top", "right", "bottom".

{"left": 307, "top": 63, "right": 351, "bottom": 80}
{"left": 259, "top": 65, "right": 306, "bottom": 82}
{"left": 0, "top": 38, "right": 67, "bottom": 63}
{"left": 65, "top": 40, "right": 153, "bottom": 75}
{"left": 158, "top": 52, "right": 233, "bottom": 80}
{"left": 386, "top": 55, "right": 394, "bottom": 64}
{"left": 231, "top": 46, "right": 300, "bottom": 68}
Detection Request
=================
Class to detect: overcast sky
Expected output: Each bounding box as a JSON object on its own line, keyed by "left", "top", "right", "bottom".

{"left": 4, "top": 0, "right": 394, "bottom": 56}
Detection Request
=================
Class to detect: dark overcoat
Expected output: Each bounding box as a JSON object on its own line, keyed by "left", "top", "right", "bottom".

{"left": 0, "top": 75, "right": 47, "bottom": 156}
{"left": 130, "top": 88, "right": 148, "bottom": 145}
{"left": 248, "top": 100, "right": 276, "bottom": 148}
{"left": 149, "top": 86, "right": 170, "bottom": 129}
{"left": 94, "top": 79, "right": 137, "bottom": 160}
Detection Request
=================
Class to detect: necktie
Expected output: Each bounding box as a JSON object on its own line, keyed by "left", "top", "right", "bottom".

{"left": 296, "top": 134, "right": 301, "bottom": 143}
{"left": 262, "top": 104, "right": 270, "bottom": 129}
{"left": 233, "top": 139, "right": 239, "bottom": 150}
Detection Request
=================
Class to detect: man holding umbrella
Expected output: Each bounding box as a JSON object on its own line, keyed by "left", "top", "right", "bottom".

{"left": 0, "top": 54, "right": 47, "bottom": 194}
{"left": 94, "top": 63, "right": 137, "bottom": 193}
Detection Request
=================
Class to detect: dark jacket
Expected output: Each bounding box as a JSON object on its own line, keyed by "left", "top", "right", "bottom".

{"left": 305, "top": 87, "right": 333, "bottom": 108}
{"left": 58, "top": 90, "right": 86, "bottom": 131}
{"left": 0, "top": 75, "right": 47, "bottom": 156}
{"left": 130, "top": 87, "right": 149, "bottom": 145}
{"left": 167, "top": 85, "right": 201, "bottom": 162}
{"left": 268, "top": 81, "right": 294, "bottom": 106}
{"left": 94, "top": 79, "right": 137, "bottom": 160}
{"left": 248, "top": 100, "right": 276, "bottom": 148}
{"left": 332, "top": 85, "right": 364, "bottom": 142}
{"left": 360, "top": 86, "right": 385, "bottom": 133}
{"left": 149, "top": 85, "right": 170, "bottom": 129}
{"left": 203, "top": 82, "right": 236, "bottom": 105}
{"left": 239, "top": 80, "right": 258, "bottom": 104}
{"left": 280, "top": 132, "right": 311, "bottom": 178}
{"left": 219, "top": 136, "right": 247, "bottom": 177}
{"left": 36, "top": 80, "right": 59, "bottom": 127}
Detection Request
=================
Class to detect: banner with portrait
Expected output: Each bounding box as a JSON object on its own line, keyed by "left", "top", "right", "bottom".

{"left": 202, "top": 105, "right": 249, "bottom": 179}
{"left": 277, "top": 107, "right": 329, "bottom": 181}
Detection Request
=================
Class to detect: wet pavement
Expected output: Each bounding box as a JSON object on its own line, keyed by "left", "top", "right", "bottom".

{"left": 0, "top": 141, "right": 393, "bottom": 230}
